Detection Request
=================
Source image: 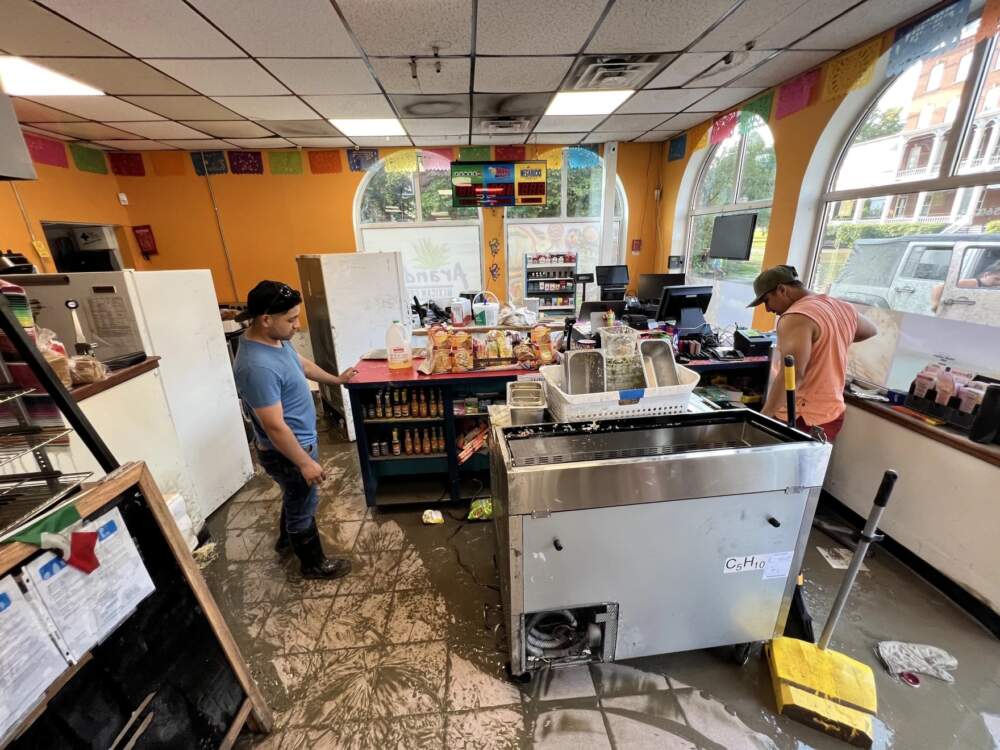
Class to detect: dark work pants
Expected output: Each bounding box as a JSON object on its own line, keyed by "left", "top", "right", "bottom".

{"left": 257, "top": 444, "right": 319, "bottom": 534}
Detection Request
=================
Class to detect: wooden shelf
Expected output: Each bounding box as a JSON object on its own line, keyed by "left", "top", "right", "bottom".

{"left": 370, "top": 452, "right": 448, "bottom": 461}
{"left": 364, "top": 416, "right": 444, "bottom": 424}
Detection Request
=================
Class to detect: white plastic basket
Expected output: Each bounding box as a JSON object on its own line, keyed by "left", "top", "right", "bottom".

{"left": 540, "top": 363, "right": 699, "bottom": 422}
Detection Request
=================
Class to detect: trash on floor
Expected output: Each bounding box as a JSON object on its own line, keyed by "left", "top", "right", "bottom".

{"left": 876, "top": 641, "right": 958, "bottom": 684}
{"left": 421, "top": 509, "right": 444, "bottom": 525}
{"left": 467, "top": 497, "right": 493, "bottom": 521}
{"left": 818, "top": 546, "right": 870, "bottom": 571}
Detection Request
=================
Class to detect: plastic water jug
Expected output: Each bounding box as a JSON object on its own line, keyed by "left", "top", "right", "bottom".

{"left": 386, "top": 321, "right": 412, "bottom": 370}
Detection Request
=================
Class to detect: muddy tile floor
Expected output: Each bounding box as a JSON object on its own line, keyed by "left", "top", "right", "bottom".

{"left": 201, "top": 428, "right": 1000, "bottom": 750}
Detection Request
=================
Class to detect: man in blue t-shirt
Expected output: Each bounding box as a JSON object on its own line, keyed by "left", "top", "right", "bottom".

{"left": 234, "top": 280, "right": 358, "bottom": 579}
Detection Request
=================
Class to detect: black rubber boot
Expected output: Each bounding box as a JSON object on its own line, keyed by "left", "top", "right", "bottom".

{"left": 289, "top": 523, "right": 351, "bottom": 580}
{"left": 274, "top": 509, "right": 291, "bottom": 556}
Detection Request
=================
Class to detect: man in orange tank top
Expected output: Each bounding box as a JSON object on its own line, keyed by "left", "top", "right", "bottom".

{"left": 748, "top": 265, "right": 877, "bottom": 440}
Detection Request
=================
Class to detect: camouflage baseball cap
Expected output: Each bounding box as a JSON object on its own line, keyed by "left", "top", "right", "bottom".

{"left": 747, "top": 265, "right": 799, "bottom": 307}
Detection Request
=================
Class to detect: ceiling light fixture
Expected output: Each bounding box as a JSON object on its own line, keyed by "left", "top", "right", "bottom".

{"left": 330, "top": 118, "right": 405, "bottom": 137}
{"left": 545, "top": 90, "right": 634, "bottom": 116}
{"left": 0, "top": 56, "right": 103, "bottom": 96}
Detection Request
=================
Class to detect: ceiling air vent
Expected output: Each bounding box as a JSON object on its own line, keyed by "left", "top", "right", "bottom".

{"left": 569, "top": 54, "right": 670, "bottom": 91}
{"left": 477, "top": 117, "right": 534, "bottom": 134}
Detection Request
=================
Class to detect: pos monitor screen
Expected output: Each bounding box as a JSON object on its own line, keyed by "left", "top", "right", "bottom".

{"left": 595, "top": 264, "right": 629, "bottom": 286}
{"left": 637, "top": 273, "right": 686, "bottom": 303}
{"left": 656, "top": 285, "right": 713, "bottom": 335}
{"left": 709, "top": 213, "right": 757, "bottom": 261}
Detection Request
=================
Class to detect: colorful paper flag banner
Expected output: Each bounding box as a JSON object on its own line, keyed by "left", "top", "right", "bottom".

{"left": 776, "top": 69, "right": 821, "bottom": 119}
{"left": 383, "top": 149, "right": 418, "bottom": 173}
{"left": 694, "top": 128, "right": 710, "bottom": 151}
{"left": 567, "top": 146, "right": 601, "bottom": 169}
{"left": 494, "top": 145, "right": 526, "bottom": 162}
{"left": 151, "top": 151, "right": 187, "bottom": 176}
{"left": 108, "top": 152, "right": 145, "bottom": 177}
{"left": 739, "top": 91, "right": 774, "bottom": 134}
{"left": 668, "top": 134, "right": 687, "bottom": 162}
{"left": 347, "top": 148, "right": 379, "bottom": 172}
{"left": 458, "top": 146, "right": 491, "bottom": 162}
{"left": 710, "top": 110, "right": 739, "bottom": 145}
{"left": 978, "top": 0, "right": 1000, "bottom": 42}
{"left": 269, "top": 150, "right": 303, "bottom": 175}
{"left": 192, "top": 151, "right": 227, "bottom": 175}
{"left": 887, "top": 0, "right": 970, "bottom": 77}
{"left": 822, "top": 38, "right": 882, "bottom": 102}
{"left": 228, "top": 151, "right": 263, "bottom": 175}
{"left": 22, "top": 132, "right": 67, "bottom": 168}
{"left": 308, "top": 150, "right": 342, "bottom": 174}
{"left": 537, "top": 147, "right": 563, "bottom": 169}
{"left": 419, "top": 148, "right": 452, "bottom": 172}
{"left": 69, "top": 143, "right": 107, "bottom": 174}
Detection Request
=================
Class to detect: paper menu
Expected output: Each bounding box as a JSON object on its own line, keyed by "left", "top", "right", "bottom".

{"left": 0, "top": 575, "right": 69, "bottom": 742}
{"left": 22, "top": 507, "right": 155, "bottom": 663}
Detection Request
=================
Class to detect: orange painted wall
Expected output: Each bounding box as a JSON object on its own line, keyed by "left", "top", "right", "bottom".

{"left": 617, "top": 142, "right": 663, "bottom": 293}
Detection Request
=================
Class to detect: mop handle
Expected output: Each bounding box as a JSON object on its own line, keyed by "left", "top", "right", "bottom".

{"left": 818, "top": 470, "right": 898, "bottom": 650}
{"left": 784, "top": 355, "right": 796, "bottom": 428}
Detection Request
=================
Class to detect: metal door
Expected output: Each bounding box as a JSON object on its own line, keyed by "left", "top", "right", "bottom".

{"left": 937, "top": 243, "right": 1000, "bottom": 325}
{"left": 888, "top": 242, "right": 953, "bottom": 314}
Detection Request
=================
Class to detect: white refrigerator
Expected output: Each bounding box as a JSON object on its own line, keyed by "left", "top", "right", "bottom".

{"left": 11, "top": 270, "right": 253, "bottom": 521}
{"left": 297, "top": 252, "right": 409, "bottom": 441}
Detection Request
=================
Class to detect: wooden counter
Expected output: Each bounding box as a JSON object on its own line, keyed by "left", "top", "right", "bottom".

{"left": 346, "top": 358, "right": 535, "bottom": 388}
{"left": 70, "top": 356, "right": 161, "bottom": 402}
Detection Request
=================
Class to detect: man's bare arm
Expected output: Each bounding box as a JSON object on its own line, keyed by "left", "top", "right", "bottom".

{"left": 854, "top": 313, "right": 877, "bottom": 343}
{"left": 253, "top": 402, "right": 325, "bottom": 484}
{"left": 762, "top": 314, "right": 814, "bottom": 418}
{"left": 297, "top": 354, "right": 357, "bottom": 386}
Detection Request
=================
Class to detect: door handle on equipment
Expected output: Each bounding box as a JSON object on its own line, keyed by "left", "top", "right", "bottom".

{"left": 767, "top": 516, "right": 781, "bottom": 528}
{"left": 553, "top": 538, "right": 564, "bottom": 551}
{"left": 893, "top": 286, "right": 915, "bottom": 293}
{"left": 941, "top": 297, "right": 976, "bottom": 306}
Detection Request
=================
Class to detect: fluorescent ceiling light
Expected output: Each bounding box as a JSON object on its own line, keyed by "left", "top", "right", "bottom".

{"left": 0, "top": 56, "right": 103, "bottom": 96}
{"left": 545, "top": 90, "right": 634, "bottom": 116}
{"left": 330, "top": 118, "right": 405, "bottom": 137}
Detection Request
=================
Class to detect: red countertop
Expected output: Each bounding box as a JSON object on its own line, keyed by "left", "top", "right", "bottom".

{"left": 346, "top": 358, "right": 535, "bottom": 386}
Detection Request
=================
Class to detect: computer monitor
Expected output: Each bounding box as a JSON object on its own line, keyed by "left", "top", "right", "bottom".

{"left": 709, "top": 213, "right": 757, "bottom": 261}
{"left": 595, "top": 264, "right": 629, "bottom": 287}
{"left": 656, "top": 285, "right": 713, "bottom": 335}
{"left": 577, "top": 300, "right": 626, "bottom": 323}
{"left": 637, "top": 273, "right": 686, "bottom": 303}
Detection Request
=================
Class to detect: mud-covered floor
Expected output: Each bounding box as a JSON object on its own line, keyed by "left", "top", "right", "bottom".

{"left": 202, "top": 425, "right": 1000, "bottom": 749}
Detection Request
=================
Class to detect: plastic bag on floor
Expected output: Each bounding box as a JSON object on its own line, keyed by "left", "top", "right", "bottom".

{"left": 876, "top": 640, "right": 957, "bottom": 683}
{"left": 467, "top": 498, "right": 492, "bottom": 521}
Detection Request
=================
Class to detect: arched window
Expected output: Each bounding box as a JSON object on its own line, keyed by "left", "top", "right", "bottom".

{"left": 505, "top": 146, "right": 627, "bottom": 316}
{"left": 355, "top": 150, "right": 483, "bottom": 301}
{"left": 812, "top": 11, "right": 1000, "bottom": 329}
{"left": 686, "top": 117, "right": 775, "bottom": 326}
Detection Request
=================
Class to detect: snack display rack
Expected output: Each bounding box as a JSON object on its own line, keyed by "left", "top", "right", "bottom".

{"left": 523, "top": 252, "right": 578, "bottom": 318}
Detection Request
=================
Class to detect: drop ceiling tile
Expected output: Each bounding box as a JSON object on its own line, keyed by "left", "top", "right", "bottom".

{"left": 646, "top": 53, "right": 725, "bottom": 88}
{"left": 226, "top": 137, "right": 294, "bottom": 148}
{"left": 28, "top": 122, "right": 138, "bottom": 139}
{"left": 37, "top": 0, "right": 244, "bottom": 57}
{"left": 0, "top": 0, "right": 125, "bottom": 56}
{"left": 582, "top": 132, "right": 638, "bottom": 143}
{"left": 187, "top": 0, "right": 359, "bottom": 56}
{"left": 95, "top": 140, "right": 176, "bottom": 150}
{"left": 659, "top": 112, "right": 711, "bottom": 130}
{"left": 122, "top": 96, "right": 243, "bottom": 120}
{"left": 402, "top": 118, "right": 470, "bottom": 136}
{"left": 691, "top": 0, "right": 806, "bottom": 52}
{"left": 338, "top": 0, "right": 472, "bottom": 55}
{"left": 302, "top": 94, "right": 394, "bottom": 118}
{"left": 615, "top": 89, "right": 711, "bottom": 114}
{"left": 597, "top": 113, "right": 669, "bottom": 131}
{"left": 734, "top": 50, "right": 833, "bottom": 87}
{"left": 288, "top": 137, "right": 354, "bottom": 147}
{"left": 212, "top": 96, "right": 317, "bottom": 120}
{"left": 369, "top": 58, "right": 471, "bottom": 95}
{"left": 535, "top": 115, "right": 605, "bottom": 133}
{"left": 257, "top": 120, "right": 342, "bottom": 137}
{"left": 391, "top": 94, "right": 470, "bottom": 118}
{"left": 147, "top": 60, "right": 288, "bottom": 96}
{"left": 472, "top": 93, "right": 551, "bottom": 118}
{"left": 690, "top": 51, "right": 774, "bottom": 88}
{"left": 161, "top": 138, "right": 235, "bottom": 150}
{"left": 474, "top": 57, "right": 573, "bottom": 93}
{"left": 23, "top": 96, "right": 163, "bottom": 121}
{"left": 106, "top": 121, "right": 209, "bottom": 139}
{"left": 634, "top": 131, "right": 679, "bottom": 141}
{"left": 587, "top": 0, "right": 740, "bottom": 53}
{"left": 24, "top": 58, "right": 195, "bottom": 96}
{"left": 21, "top": 124, "right": 77, "bottom": 140}
{"left": 470, "top": 135, "right": 526, "bottom": 145}
{"left": 477, "top": 0, "right": 607, "bottom": 54}
{"left": 793, "top": 0, "right": 938, "bottom": 50}
{"left": 260, "top": 59, "right": 379, "bottom": 96}
{"left": 754, "top": 0, "right": 858, "bottom": 49}
{"left": 351, "top": 136, "right": 412, "bottom": 147}
{"left": 180, "top": 120, "right": 271, "bottom": 137}
{"left": 526, "top": 133, "right": 586, "bottom": 144}
{"left": 412, "top": 135, "right": 469, "bottom": 145}
{"left": 692, "top": 87, "right": 763, "bottom": 112}
{"left": 11, "top": 98, "right": 85, "bottom": 123}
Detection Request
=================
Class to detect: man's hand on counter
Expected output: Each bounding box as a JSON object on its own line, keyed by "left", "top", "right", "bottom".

{"left": 336, "top": 367, "right": 359, "bottom": 384}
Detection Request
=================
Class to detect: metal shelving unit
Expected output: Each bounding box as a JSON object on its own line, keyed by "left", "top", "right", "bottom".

{"left": 525, "top": 255, "right": 578, "bottom": 320}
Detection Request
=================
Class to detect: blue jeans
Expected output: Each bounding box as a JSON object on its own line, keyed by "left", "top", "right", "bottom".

{"left": 257, "top": 444, "right": 319, "bottom": 534}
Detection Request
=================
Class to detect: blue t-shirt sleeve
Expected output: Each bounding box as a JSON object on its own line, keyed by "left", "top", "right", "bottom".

{"left": 238, "top": 366, "right": 283, "bottom": 410}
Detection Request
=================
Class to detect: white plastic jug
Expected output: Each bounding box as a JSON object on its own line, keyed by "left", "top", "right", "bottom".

{"left": 450, "top": 297, "right": 472, "bottom": 326}
{"left": 386, "top": 320, "right": 412, "bottom": 370}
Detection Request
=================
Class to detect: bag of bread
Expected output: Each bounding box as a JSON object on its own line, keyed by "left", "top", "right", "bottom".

{"left": 530, "top": 325, "right": 555, "bottom": 366}
{"left": 36, "top": 327, "right": 73, "bottom": 388}
{"left": 429, "top": 326, "right": 452, "bottom": 374}
{"left": 450, "top": 331, "right": 473, "bottom": 372}
{"left": 70, "top": 355, "right": 108, "bottom": 385}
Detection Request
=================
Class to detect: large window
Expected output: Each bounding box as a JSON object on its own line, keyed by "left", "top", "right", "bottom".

{"left": 356, "top": 151, "right": 482, "bottom": 301}
{"left": 505, "top": 147, "right": 627, "bottom": 314}
{"left": 687, "top": 118, "right": 776, "bottom": 327}
{"left": 813, "top": 12, "right": 1000, "bottom": 331}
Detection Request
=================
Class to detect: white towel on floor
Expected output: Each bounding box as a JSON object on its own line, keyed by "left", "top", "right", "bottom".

{"left": 876, "top": 640, "right": 958, "bottom": 683}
